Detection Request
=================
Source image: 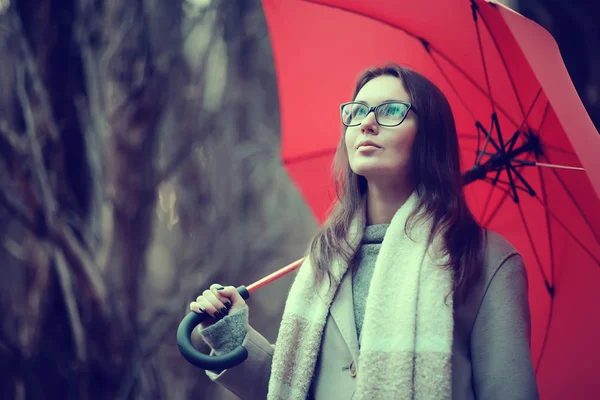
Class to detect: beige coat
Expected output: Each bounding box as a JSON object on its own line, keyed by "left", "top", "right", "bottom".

{"left": 207, "top": 231, "right": 539, "bottom": 399}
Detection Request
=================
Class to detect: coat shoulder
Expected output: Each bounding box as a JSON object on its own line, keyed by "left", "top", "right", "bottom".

{"left": 482, "top": 229, "right": 522, "bottom": 270}
{"left": 476, "top": 230, "right": 527, "bottom": 296}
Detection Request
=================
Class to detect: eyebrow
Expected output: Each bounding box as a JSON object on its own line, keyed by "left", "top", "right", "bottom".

{"left": 353, "top": 99, "right": 408, "bottom": 105}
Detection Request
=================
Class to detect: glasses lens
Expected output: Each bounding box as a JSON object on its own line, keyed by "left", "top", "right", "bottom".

{"left": 376, "top": 102, "right": 409, "bottom": 126}
{"left": 341, "top": 103, "right": 368, "bottom": 126}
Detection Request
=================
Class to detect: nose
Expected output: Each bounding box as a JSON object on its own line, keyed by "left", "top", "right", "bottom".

{"left": 360, "top": 111, "right": 378, "bottom": 135}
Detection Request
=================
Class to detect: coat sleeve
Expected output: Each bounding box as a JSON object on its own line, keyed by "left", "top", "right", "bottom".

{"left": 205, "top": 325, "right": 275, "bottom": 399}
{"left": 470, "top": 253, "right": 540, "bottom": 400}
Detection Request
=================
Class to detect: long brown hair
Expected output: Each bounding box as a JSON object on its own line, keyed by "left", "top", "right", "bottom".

{"left": 308, "top": 63, "right": 484, "bottom": 303}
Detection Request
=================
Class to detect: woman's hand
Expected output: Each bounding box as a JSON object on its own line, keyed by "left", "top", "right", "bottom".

{"left": 189, "top": 284, "right": 247, "bottom": 328}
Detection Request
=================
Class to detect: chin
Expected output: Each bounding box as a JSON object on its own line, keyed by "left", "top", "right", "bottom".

{"left": 352, "top": 165, "right": 390, "bottom": 179}
{"left": 351, "top": 162, "right": 406, "bottom": 183}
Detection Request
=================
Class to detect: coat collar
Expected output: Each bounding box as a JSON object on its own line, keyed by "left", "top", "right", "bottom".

{"left": 329, "top": 268, "right": 360, "bottom": 362}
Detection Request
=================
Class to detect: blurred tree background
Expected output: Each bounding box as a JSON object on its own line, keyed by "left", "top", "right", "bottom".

{"left": 0, "top": 0, "right": 315, "bottom": 398}
{"left": 0, "top": 0, "right": 597, "bottom": 399}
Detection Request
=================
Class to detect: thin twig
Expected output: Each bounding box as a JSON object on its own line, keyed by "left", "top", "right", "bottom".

{"left": 0, "top": 120, "right": 28, "bottom": 153}
{"left": 54, "top": 249, "right": 87, "bottom": 362}
{"left": 0, "top": 185, "right": 36, "bottom": 230}
{"left": 52, "top": 221, "right": 110, "bottom": 314}
{"left": 2, "top": 235, "right": 26, "bottom": 262}
{"left": 0, "top": 184, "right": 110, "bottom": 315}
{"left": 16, "top": 66, "right": 57, "bottom": 224}
{"left": 100, "top": 7, "right": 136, "bottom": 71}
{"left": 10, "top": 10, "right": 60, "bottom": 141}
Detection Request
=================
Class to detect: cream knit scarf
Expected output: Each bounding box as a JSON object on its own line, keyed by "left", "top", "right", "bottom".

{"left": 267, "top": 192, "right": 454, "bottom": 400}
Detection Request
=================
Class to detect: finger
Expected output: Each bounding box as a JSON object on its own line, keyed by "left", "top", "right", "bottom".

{"left": 189, "top": 301, "right": 207, "bottom": 315}
{"left": 210, "top": 284, "right": 244, "bottom": 306}
{"left": 209, "top": 284, "right": 235, "bottom": 310}
{"left": 193, "top": 296, "right": 215, "bottom": 317}
{"left": 203, "top": 289, "right": 228, "bottom": 318}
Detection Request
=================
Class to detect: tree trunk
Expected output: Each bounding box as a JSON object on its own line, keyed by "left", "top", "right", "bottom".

{"left": 0, "top": 0, "right": 316, "bottom": 398}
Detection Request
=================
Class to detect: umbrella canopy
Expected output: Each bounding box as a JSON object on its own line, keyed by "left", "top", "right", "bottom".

{"left": 261, "top": 0, "right": 600, "bottom": 398}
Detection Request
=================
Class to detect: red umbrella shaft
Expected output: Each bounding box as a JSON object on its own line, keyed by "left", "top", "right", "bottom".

{"left": 246, "top": 257, "right": 305, "bottom": 294}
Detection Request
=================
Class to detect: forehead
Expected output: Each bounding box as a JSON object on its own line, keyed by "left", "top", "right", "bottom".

{"left": 354, "top": 75, "right": 411, "bottom": 104}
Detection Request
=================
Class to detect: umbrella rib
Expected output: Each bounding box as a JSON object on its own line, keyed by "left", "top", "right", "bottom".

{"left": 301, "top": 0, "right": 520, "bottom": 129}
{"left": 504, "top": 166, "right": 520, "bottom": 202}
{"left": 539, "top": 165, "right": 556, "bottom": 291}
{"left": 478, "top": 179, "right": 499, "bottom": 224}
{"left": 534, "top": 296, "right": 555, "bottom": 375}
{"left": 516, "top": 88, "right": 544, "bottom": 133}
{"left": 492, "top": 112, "right": 506, "bottom": 152}
{"left": 430, "top": 49, "right": 518, "bottom": 128}
{"left": 516, "top": 202, "right": 551, "bottom": 288}
{"left": 474, "top": 1, "right": 527, "bottom": 119}
{"left": 480, "top": 182, "right": 510, "bottom": 228}
{"left": 535, "top": 101, "right": 578, "bottom": 156}
{"left": 475, "top": 120, "right": 500, "bottom": 166}
{"left": 533, "top": 195, "right": 600, "bottom": 266}
{"left": 544, "top": 158, "right": 600, "bottom": 246}
{"left": 534, "top": 165, "right": 556, "bottom": 374}
{"left": 535, "top": 101, "right": 552, "bottom": 145}
{"left": 470, "top": 0, "right": 496, "bottom": 115}
{"left": 484, "top": 177, "right": 531, "bottom": 196}
{"left": 506, "top": 162, "right": 536, "bottom": 196}
{"left": 424, "top": 46, "right": 477, "bottom": 122}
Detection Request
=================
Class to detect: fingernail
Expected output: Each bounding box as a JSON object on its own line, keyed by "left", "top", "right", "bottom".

{"left": 213, "top": 312, "right": 221, "bottom": 318}
{"left": 225, "top": 301, "right": 232, "bottom": 309}
{"left": 221, "top": 306, "right": 228, "bottom": 314}
{"left": 217, "top": 286, "right": 225, "bottom": 290}
{"left": 198, "top": 306, "right": 205, "bottom": 313}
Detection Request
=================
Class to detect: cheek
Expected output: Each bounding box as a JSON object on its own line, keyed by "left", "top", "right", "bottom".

{"left": 344, "top": 129, "right": 357, "bottom": 157}
{"left": 388, "top": 128, "right": 416, "bottom": 164}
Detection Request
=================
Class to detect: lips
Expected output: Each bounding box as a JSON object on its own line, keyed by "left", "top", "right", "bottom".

{"left": 357, "top": 140, "right": 381, "bottom": 149}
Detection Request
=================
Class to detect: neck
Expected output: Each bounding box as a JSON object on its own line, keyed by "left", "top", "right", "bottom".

{"left": 365, "top": 180, "right": 414, "bottom": 225}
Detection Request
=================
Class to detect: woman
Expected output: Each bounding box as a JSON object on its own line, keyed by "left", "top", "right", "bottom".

{"left": 190, "top": 64, "right": 539, "bottom": 399}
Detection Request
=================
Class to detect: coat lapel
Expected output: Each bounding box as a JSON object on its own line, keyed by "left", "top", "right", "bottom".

{"left": 329, "top": 267, "right": 360, "bottom": 363}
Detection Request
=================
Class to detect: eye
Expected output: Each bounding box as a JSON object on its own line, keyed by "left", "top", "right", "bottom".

{"left": 379, "top": 103, "right": 407, "bottom": 117}
{"left": 352, "top": 104, "right": 367, "bottom": 117}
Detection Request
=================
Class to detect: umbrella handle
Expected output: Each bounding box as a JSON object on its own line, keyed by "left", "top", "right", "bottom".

{"left": 177, "top": 257, "right": 304, "bottom": 370}
{"left": 176, "top": 286, "right": 251, "bottom": 371}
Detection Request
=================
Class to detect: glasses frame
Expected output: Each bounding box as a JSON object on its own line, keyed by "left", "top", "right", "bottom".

{"left": 340, "top": 100, "right": 413, "bottom": 127}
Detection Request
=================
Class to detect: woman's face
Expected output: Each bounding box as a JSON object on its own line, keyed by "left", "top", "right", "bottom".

{"left": 344, "top": 75, "right": 417, "bottom": 184}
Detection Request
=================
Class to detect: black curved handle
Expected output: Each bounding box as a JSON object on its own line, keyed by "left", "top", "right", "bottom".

{"left": 177, "top": 286, "right": 251, "bottom": 370}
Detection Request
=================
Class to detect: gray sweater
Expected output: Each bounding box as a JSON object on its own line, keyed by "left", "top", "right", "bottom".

{"left": 200, "top": 224, "right": 388, "bottom": 354}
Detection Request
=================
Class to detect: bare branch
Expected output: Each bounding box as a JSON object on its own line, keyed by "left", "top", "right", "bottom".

{"left": 15, "top": 66, "right": 57, "bottom": 224}
{"left": 0, "top": 120, "right": 27, "bottom": 153}
{"left": 0, "top": 184, "right": 36, "bottom": 230}
{"left": 2, "top": 235, "right": 26, "bottom": 261}
{"left": 99, "top": 7, "right": 136, "bottom": 73}
{"left": 52, "top": 221, "right": 110, "bottom": 314}
{"left": 10, "top": 10, "right": 59, "bottom": 141}
{"left": 14, "top": 57, "right": 111, "bottom": 315}
{"left": 53, "top": 249, "right": 87, "bottom": 363}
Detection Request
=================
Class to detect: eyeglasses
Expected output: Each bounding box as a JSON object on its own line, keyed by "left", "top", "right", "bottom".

{"left": 340, "top": 101, "right": 413, "bottom": 127}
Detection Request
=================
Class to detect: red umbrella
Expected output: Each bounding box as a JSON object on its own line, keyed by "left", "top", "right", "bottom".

{"left": 177, "top": 0, "right": 600, "bottom": 397}
{"left": 261, "top": 0, "right": 600, "bottom": 398}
